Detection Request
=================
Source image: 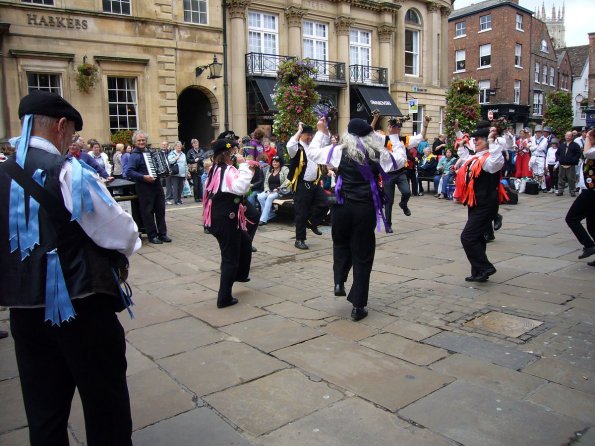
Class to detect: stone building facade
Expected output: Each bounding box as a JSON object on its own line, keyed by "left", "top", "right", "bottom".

{"left": 1, "top": 0, "right": 451, "bottom": 146}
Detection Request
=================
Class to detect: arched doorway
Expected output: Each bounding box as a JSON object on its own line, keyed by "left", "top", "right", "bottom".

{"left": 177, "top": 87, "right": 216, "bottom": 150}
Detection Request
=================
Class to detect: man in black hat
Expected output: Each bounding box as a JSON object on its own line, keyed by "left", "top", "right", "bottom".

{"left": 459, "top": 121, "right": 505, "bottom": 282}
{"left": 0, "top": 90, "right": 140, "bottom": 444}
{"left": 286, "top": 122, "right": 328, "bottom": 249}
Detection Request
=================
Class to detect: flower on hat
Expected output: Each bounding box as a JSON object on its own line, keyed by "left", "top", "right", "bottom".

{"left": 226, "top": 143, "right": 231, "bottom": 149}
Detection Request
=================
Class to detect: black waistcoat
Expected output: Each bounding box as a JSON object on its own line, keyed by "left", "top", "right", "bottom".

{"left": 472, "top": 168, "right": 501, "bottom": 207}
{"left": 0, "top": 148, "right": 120, "bottom": 308}
{"left": 287, "top": 144, "right": 307, "bottom": 183}
{"left": 337, "top": 151, "right": 379, "bottom": 203}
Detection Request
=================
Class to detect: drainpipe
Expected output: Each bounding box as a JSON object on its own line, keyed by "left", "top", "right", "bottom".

{"left": 222, "top": 0, "right": 229, "bottom": 131}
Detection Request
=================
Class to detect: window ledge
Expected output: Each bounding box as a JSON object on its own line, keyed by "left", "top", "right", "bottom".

{"left": 453, "top": 70, "right": 466, "bottom": 74}
{"left": 477, "top": 65, "right": 491, "bottom": 70}
{"left": 454, "top": 35, "right": 467, "bottom": 39}
{"left": 478, "top": 28, "right": 492, "bottom": 33}
{"left": 516, "top": 28, "right": 524, "bottom": 32}
{"left": 404, "top": 74, "right": 420, "bottom": 78}
{"left": 515, "top": 65, "right": 523, "bottom": 69}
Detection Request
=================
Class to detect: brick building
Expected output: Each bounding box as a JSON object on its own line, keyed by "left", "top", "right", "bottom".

{"left": 448, "top": 0, "right": 572, "bottom": 131}
{"left": 586, "top": 32, "right": 595, "bottom": 128}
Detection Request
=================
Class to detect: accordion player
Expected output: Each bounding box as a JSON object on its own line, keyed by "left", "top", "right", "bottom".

{"left": 143, "top": 150, "right": 171, "bottom": 178}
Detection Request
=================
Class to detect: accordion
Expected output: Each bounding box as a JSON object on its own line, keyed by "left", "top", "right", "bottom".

{"left": 143, "top": 150, "right": 171, "bottom": 178}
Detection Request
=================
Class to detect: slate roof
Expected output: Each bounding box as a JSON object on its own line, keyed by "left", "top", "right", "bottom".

{"left": 563, "top": 45, "right": 589, "bottom": 77}
{"left": 449, "top": 0, "right": 533, "bottom": 21}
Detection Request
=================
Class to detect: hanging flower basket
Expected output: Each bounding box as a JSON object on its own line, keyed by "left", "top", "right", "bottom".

{"left": 76, "top": 63, "right": 99, "bottom": 93}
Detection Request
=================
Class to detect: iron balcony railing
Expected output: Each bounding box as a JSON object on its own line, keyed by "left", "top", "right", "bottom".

{"left": 246, "top": 53, "right": 347, "bottom": 85}
{"left": 349, "top": 65, "right": 388, "bottom": 87}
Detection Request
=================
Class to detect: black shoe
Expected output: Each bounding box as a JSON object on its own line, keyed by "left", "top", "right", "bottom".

{"left": 159, "top": 235, "right": 172, "bottom": 243}
{"left": 399, "top": 203, "right": 412, "bottom": 216}
{"left": 149, "top": 237, "right": 163, "bottom": 244}
{"left": 236, "top": 277, "right": 251, "bottom": 283}
{"left": 386, "top": 227, "right": 394, "bottom": 233}
{"left": 306, "top": 221, "right": 322, "bottom": 235}
{"left": 0, "top": 330, "right": 8, "bottom": 339}
{"left": 493, "top": 214, "right": 503, "bottom": 231}
{"left": 334, "top": 283, "right": 346, "bottom": 296}
{"left": 351, "top": 307, "right": 368, "bottom": 321}
{"left": 484, "top": 267, "right": 497, "bottom": 277}
{"left": 588, "top": 260, "right": 595, "bottom": 267}
{"left": 295, "top": 240, "right": 309, "bottom": 250}
{"left": 217, "top": 298, "right": 239, "bottom": 309}
{"left": 465, "top": 271, "right": 489, "bottom": 282}
{"left": 484, "top": 233, "right": 495, "bottom": 242}
{"left": 578, "top": 245, "right": 595, "bottom": 259}
{"left": 204, "top": 227, "right": 211, "bottom": 234}
{"left": 258, "top": 221, "right": 267, "bottom": 226}
{"left": 251, "top": 245, "right": 257, "bottom": 253}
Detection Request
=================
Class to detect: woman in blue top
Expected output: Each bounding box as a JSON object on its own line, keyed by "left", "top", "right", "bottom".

{"left": 167, "top": 141, "right": 187, "bottom": 205}
{"left": 434, "top": 148, "right": 458, "bottom": 198}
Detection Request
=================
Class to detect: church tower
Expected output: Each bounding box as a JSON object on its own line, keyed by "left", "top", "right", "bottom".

{"left": 538, "top": 2, "right": 566, "bottom": 49}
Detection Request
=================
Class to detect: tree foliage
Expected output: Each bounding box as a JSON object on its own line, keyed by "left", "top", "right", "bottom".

{"left": 444, "top": 78, "right": 480, "bottom": 151}
{"left": 272, "top": 58, "right": 320, "bottom": 144}
{"left": 544, "top": 91, "right": 572, "bottom": 137}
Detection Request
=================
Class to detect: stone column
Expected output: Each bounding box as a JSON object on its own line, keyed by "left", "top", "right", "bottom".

{"left": 335, "top": 16, "right": 354, "bottom": 131}
{"left": 440, "top": 7, "right": 451, "bottom": 89}
{"left": 378, "top": 25, "right": 395, "bottom": 85}
{"left": 285, "top": 7, "right": 306, "bottom": 58}
{"left": 394, "top": 7, "right": 405, "bottom": 82}
{"left": 425, "top": 2, "right": 440, "bottom": 86}
{"left": 227, "top": 0, "right": 251, "bottom": 136}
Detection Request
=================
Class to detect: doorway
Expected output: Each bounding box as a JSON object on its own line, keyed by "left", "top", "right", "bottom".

{"left": 178, "top": 87, "right": 215, "bottom": 150}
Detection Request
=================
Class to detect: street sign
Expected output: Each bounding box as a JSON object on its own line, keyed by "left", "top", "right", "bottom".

{"left": 408, "top": 99, "right": 418, "bottom": 114}
{"left": 487, "top": 110, "right": 494, "bottom": 120}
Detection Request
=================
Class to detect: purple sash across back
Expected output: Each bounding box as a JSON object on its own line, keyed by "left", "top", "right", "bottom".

{"left": 326, "top": 145, "right": 345, "bottom": 205}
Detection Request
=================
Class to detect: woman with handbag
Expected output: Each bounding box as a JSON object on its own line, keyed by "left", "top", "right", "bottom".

{"left": 167, "top": 141, "right": 187, "bottom": 205}
{"left": 257, "top": 156, "right": 290, "bottom": 225}
{"left": 203, "top": 139, "right": 255, "bottom": 308}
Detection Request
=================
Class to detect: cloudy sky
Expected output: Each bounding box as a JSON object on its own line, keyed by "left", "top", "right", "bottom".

{"left": 452, "top": 0, "right": 594, "bottom": 46}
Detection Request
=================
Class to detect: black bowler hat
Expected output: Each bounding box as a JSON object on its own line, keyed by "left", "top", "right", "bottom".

{"left": 18, "top": 90, "right": 83, "bottom": 131}
{"left": 470, "top": 120, "right": 491, "bottom": 138}
{"left": 217, "top": 130, "right": 236, "bottom": 141}
{"left": 212, "top": 138, "right": 238, "bottom": 155}
{"left": 301, "top": 125, "right": 314, "bottom": 134}
{"left": 348, "top": 118, "right": 374, "bottom": 137}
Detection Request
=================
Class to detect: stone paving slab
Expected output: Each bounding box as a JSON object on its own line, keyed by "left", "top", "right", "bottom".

{"left": 273, "top": 335, "right": 453, "bottom": 412}
{"left": 0, "top": 378, "right": 27, "bottom": 433}
{"left": 264, "top": 301, "right": 330, "bottom": 320}
{"left": 125, "top": 342, "right": 158, "bottom": 376}
{"left": 361, "top": 333, "right": 448, "bottom": 366}
{"left": 576, "top": 428, "right": 595, "bottom": 445}
{"left": 184, "top": 300, "right": 268, "bottom": 327}
{"left": 256, "top": 398, "right": 457, "bottom": 446}
{"left": 474, "top": 293, "right": 566, "bottom": 317}
{"left": 132, "top": 408, "right": 252, "bottom": 446}
{"left": 0, "top": 428, "right": 29, "bottom": 446}
{"left": 522, "top": 357, "right": 595, "bottom": 394}
{"left": 118, "top": 294, "right": 187, "bottom": 332}
{"left": 424, "top": 331, "right": 537, "bottom": 369}
{"left": 318, "top": 319, "right": 378, "bottom": 341}
{"left": 157, "top": 341, "right": 286, "bottom": 397}
{"left": 205, "top": 369, "right": 343, "bottom": 436}
{"left": 429, "top": 353, "right": 547, "bottom": 399}
{"left": 152, "top": 282, "right": 217, "bottom": 306}
{"left": 505, "top": 273, "right": 592, "bottom": 297}
{"left": 400, "top": 380, "right": 586, "bottom": 446}
{"left": 127, "top": 316, "right": 225, "bottom": 359}
{"left": 527, "top": 382, "right": 595, "bottom": 425}
{"left": 0, "top": 346, "right": 18, "bottom": 381}
{"left": 221, "top": 314, "right": 323, "bottom": 353}
{"left": 382, "top": 319, "right": 442, "bottom": 341}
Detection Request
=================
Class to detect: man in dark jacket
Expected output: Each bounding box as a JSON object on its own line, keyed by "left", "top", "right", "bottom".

{"left": 186, "top": 138, "right": 207, "bottom": 202}
{"left": 126, "top": 131, "right": 171, "bottom": 243}
{"left": 0, "top": 90, "right": 140, "bottom": 445}
{"left": 556, "top": 131, "right": 582, "bottom": 197}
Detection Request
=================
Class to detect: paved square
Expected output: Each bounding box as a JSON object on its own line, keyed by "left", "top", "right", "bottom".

{"left": 464, "top": 311, "right": 543, "bottom": 338}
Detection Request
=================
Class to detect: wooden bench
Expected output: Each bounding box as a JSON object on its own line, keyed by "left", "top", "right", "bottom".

{"left": 417, "top": 176, "right": 436, "bottom": 193}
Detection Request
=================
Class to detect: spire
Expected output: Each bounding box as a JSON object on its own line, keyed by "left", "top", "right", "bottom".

{"left": 541, "top": 3, "right": 545, "bottom": 19}
{"left": 551, "top": 4, "right": 555, "bottom": 20}
{"left": 562, "top": 1, "right": 565, "bottom": 20}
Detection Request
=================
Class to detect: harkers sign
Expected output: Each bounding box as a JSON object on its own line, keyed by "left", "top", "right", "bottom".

{"left": 26, "top": 13, "right": 89, "bottom": 30}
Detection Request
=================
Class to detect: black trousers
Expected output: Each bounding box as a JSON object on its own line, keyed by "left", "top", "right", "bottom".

{"left": 190, "top": 170, "right": 203, "bottom": 201}
{"left": 565, "top": 188, "right": 595, "bottom": 248}
{"left": 212, "top": 219, "right": 252, "bottom": 306}
{"left": 244, "top": 200, "right": 261, "bottom": 242}
{"left": 461, "top": 201, "right": 498, "bottom": 275}
{"left": 406, "top": 169, "right": 418, "bottom": 196}
{"left": 384, "top": 171, "right": 411, "bottom": 226}
{"left": 293, "top": 181, "right": 328, "bottom": 241}
{"left": 332, "top": 200, "right": 377, "bottom": 308}
{"left": 136, "top": 180, "right": 167, "bottom": 238}
{"left": 170, "top": 176, "right": 185, "bottom": 203}
{"left": 10, "top": 295, "right": 132, "bottom": 446}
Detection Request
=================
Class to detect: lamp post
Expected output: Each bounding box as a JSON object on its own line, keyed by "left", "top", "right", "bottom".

{"left": 195, "top": 55, "right": 223, "bottom": 79}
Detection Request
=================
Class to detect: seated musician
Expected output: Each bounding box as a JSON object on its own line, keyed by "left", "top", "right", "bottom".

{"left": 126, "top": 130, "right": 172, "bottom": 244}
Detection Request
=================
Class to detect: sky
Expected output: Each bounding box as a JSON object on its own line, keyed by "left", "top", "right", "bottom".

{"left": 452, "top": 0, "right": 594, "bottom": 46}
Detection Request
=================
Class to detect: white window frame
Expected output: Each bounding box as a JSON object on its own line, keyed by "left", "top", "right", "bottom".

{"left": 183, "top": 0, "right": 208, "bottom": 25}
{"left": 439, "top": 107, "right": 444, "bottom": 134}
{"left": 479, "top": 44, "right": 491, "bottom": 68}
{"left": 455, "top": 49, "right": 466, "bottom": 72}
{"left": 303, "top": 20, "right": 328, "bottom": 76}
{"left": 580, "top": 106, "right": 586, "bottom": 119}
{"left": 479, "top": 14, "right": 492, "bottom": 32}
{"left": 405, "top": 29, "right": 420, "bottom": 76}
{"left": 535, "top": 62, "right": 540, "bottom": 83}
{"left": 549, "top": 66, "right": 555, "bottom": 86}
{"left": 102, "top": 0, "right": 131, "bottom": 15}
{"left": 479, "top": 80, "right": 490, "bottom": 104}
{"left": 533, "top": 92, "right": 543, "bottom": 115}
{"left": 248, "top": 11, "right": 279, "bottom": 55}
{"left": 27, "top": 72, "right": 62, "bottom": 95}
{"left": 22, "top": 0, "right": 54, "bottom": 4}
{"left": 411, "top": 105, "right": 425, "bottom": 135}
{"left": 540, "top": 39, "right": 548, "bottom": 53}
{"left": 107, "top": 76, "right": 139, "bottom": 132}
{"left": 542, "top": 64, "right": 548, "bottom": 84}
{"left": 514, "top": 80, "right": 521, "bottom": 104}
{"left": 455, "top": 21, "right": 466, "bottom": 38}
{"left": 514, "top": 44, "right": 522, "bottom": 67}
{"left": 516, "top": 13, "right": 523, "bottom": 31}
{"left": 350, "top": 28, "right": 372, "bottom": 82}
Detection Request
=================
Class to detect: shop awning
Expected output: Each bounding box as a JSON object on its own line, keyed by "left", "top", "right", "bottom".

{"left": 252, "top": 77, "right": 278, "bottom": 112}
{"left": 351, "top": 85, "right": 402, "bottom": 117}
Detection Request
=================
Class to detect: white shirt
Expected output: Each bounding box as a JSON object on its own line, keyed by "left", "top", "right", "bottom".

{"left": 30, "top": 137, "right": 141, "bottom": 258}
{"left": 467, "top": 136, "right": 505, "bottom": 174}
{"left": 574, "top": 136, "right": 585, "bottom": 149}
{"left": 306, "top": 131, "right": 404, "bottom": 172}
{"left": 215, "top": 163, "right": 253, "bottom": 195}
{"left": 530, "top": 135, "right": 548, "bottom": 157}
{"left": 286, "top": 137, "right": 322, "bottom": 181}
{"left": 546, "top": 146, "right": 558, "bottom": 165}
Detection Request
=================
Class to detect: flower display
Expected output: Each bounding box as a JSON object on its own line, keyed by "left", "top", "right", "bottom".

{"left": 445, "top": 78, "right": 480, "bottom": 152}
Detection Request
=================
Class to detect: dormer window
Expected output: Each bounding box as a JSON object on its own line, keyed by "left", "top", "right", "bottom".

{"left": 540, "top": 40, "right": 548, "bottom": 53}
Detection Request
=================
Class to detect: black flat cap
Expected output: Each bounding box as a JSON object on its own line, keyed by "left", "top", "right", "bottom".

{"left": 212, "top": 138, "right": 238, "bottom": 155}
{"left": 18, "top": 90, "right": 83, "bottom": 131}
{"left": 301, "top": 125, "right": 314, "bottom": 134}
{"left": 470, "top": 120, "right": 491, "bottom": 138}
{"left": 347, "top": 118, "right": 374, "bottom": 137}
{"left": 217, "top": 130, "right": 236, "bottom": 140}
